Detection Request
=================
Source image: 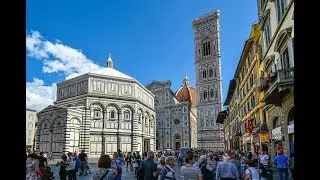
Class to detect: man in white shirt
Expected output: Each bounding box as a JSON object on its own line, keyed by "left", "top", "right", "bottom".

{"left": 259, "top": 150, "right": 270, "bottom": 167}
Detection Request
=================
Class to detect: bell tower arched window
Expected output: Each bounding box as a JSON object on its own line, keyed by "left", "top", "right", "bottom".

{"left": 203, "top": 90, "right": 208, "bottom": 100}
{"left": 202, "top": 40, "right": 211, "bottom": 56}
{"left": 202, "top": 68, "right": 207, "bottom": 79}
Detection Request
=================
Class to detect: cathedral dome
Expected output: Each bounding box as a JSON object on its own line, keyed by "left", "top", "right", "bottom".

{"left": 175, "top": 73, "right": 197, "bottom": 106}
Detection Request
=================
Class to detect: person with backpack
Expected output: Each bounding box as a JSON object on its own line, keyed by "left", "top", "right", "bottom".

{"left": 158, "top": 156, "right": 177, "bottom": 180}
{"left": 199, "top": 153, "right": 216, "bottom": 180}
{"left": 92, "top": 154, "right": 117, "bottom": 180}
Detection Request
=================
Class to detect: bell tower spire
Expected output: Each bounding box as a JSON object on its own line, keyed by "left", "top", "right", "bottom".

{"left": 106, "top": 53, "right": 113, "bottom": 68}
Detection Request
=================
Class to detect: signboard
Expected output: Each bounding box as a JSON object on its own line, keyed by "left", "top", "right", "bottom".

{"left": 260, "top": 133, "right": 269, "bottom": 143}
{"left": 288, "top": 123, "right": 294, "bottom": 134}
{"left": 272, "top": 127, "right": 282, "bottom": 140}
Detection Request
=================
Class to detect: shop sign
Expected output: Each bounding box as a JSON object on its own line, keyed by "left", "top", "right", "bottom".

{"left": 288, "top": 123, "right": 294, "bottom": 134}
{"left": 260, "top": 133, "right": 269, "bottom": 143}
{"left": 272, "top": 127, "right": 282, "bottom": 140}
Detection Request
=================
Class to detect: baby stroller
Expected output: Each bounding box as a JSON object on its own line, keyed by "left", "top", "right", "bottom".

{"left": 39, "top": 166, "right": 54, "bottom": 180}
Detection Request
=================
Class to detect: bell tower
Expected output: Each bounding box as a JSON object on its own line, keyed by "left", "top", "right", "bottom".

{"left": 193, "top": 10, "right": 224, "bottom": 150}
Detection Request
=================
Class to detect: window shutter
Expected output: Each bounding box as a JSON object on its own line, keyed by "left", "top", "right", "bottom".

{"left": 287, "top": 38, "right": 294, "bottom": 68}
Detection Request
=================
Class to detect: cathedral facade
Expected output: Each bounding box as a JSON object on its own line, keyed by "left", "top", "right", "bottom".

{"left": 36, "top": 55, "right": 156, "bottom": 158}
{"left": 193, "top": 10, "right": 224, "bottom": 150}
{"left": 146, "top": 75, "right": 197, "bottom": 150}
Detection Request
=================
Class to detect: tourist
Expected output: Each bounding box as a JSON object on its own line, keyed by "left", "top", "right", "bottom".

{"left": 37, "top": 152, "right": 48, "bottom": 178}
{"left": 78, "top": 149, "right": 88, "bottom": 176}
{"left": 92, "top": 154, "right": 117, "bottom": 180}
{"left": 139, "top": 151, "right": 157, "bottom": 180}
{"left": 215, "top": 153, "right": 239, "bottom": 180}
{"left": 158, "top": 156, "right": 177, "bottom": 180}
{"left": 199, "top": 153, "right": 216, "bottom": 180}
{"left": 273, "top": 150, "right": 289, "bottom": 180}
{"left": 156, "top": 156, "right": 166, "bottom": 178}
{"left": 126, "top": 152, "right": 133, "bottom": 171}
{"left": 243, "top": 159, "right": 260, "bottom": 180}
{"left": 113, "top": 152, "right": 123, "bottom": 180}
{"left": 56, "top": 154, "right": 68, "bottom": 180}
{"left": 26, "top": 153, "right": 39, "bottom": 180}
{"left": 181, "top": 154, "right": 203, "bottom": 180}
{"left": 229, "top": 154, "right": 241, "bottom": 178}
{"left": 66, "top": 152, "right": 77, "bottom": 180}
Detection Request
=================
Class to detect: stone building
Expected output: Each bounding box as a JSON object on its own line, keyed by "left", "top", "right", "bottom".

{"left": 146, "top": 74, "right": 197, "bottom": 150}
{"left": 192, "top": 10, "right": 224, "bottom": 150}
{"left": 36, "top": 54, "right": 156, "bottom": 158}
{"left": 26, "top": 108, "right": 38, "bottom": 151}
{"left": 217, "top": 24, "right": 264, "bottom": 153}
{"left": 257, "top": 0, "right": 294, "bottom": 157}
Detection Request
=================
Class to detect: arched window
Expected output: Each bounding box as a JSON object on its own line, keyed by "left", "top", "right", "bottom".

{"left": 124, "top": 110, "right": 130, "bottom": 120}
{"left": 201, "top": 120, "right": 204, "bottom": 126}
{"left": 209, "top": 68, "right": 213, "bottom": 77}
{"left": 210, "top": 89, "right": 214, "bottom": 98}
{"left": 288, "top": 107, "right": 294, "bottom": 125}
{"left": 211, "top": 120, "right": 215, "bottom": 125}
{"left": 203, "top": 69, "right": 207, "bottom": 79}
{"left": 202, "top": 40, "right": 211, "bottom": 56}
{"left": 206, "top": 120, "right": 209, "bottom": 125}
{"left": 138, "top": 114, "right": 142, "bottom": 123}
{"left": 273, "top": 117, "right": 280, "bottom": 129}
{"left": 203, "top": 90, "right": 208, "bottom": 99}
{"left": 110, "top": 111, "right": 115, "bottom": 119}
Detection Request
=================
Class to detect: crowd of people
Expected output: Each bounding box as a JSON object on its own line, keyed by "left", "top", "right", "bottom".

{"left": 136, "top": 148, "right": 294, "bottom": 180}
{"left": 26, "top": 148, "right": 294, "bottom": 180}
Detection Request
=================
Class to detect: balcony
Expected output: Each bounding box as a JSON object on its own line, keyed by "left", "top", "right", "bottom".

{"left": 263, "top": 68, "right": 294, "bottom": 105}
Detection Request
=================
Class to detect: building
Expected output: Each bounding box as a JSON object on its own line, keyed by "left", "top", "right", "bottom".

{"left": 146, "top": 74, "right": 197, "bottom": 150}
{"left": 217, "top": 24, "right": 262, "bottom": 153}
{"left": 192, "top": 10, "right": 224, "bottom": 150}
{"left": 26, "top": 108, "right": 38, "bottom": 151}
{"left": 257, "top": 0, "right": 294, "bottom": 158}
{"left": 36, "top": 54, "right": 156, "bottom": 158}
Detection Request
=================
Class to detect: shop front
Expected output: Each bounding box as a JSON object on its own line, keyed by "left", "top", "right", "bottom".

{"left": 271, "top": 126, "right": 283, "bottom": 156}
{"left": 260, "top": 132, "right": 269, "bottom": 154}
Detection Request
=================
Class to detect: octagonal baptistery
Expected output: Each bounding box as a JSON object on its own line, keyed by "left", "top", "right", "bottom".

{"left": 36, "top": 54, "right": 156, "bottom": 158}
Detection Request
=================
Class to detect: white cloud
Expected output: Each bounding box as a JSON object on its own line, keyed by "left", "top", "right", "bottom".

{"left": 26, "top": 30, "right": 104, "bottom": 111}
{"left": 26, "top": 30, "right": 102, "bottom": 77}
{"left": 26, "top": 78, "right": 57, "bottom": 112}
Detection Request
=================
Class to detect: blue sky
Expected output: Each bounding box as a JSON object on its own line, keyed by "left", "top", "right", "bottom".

{"left": 26, "top": 0, "right": 258, "bottom": 111}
